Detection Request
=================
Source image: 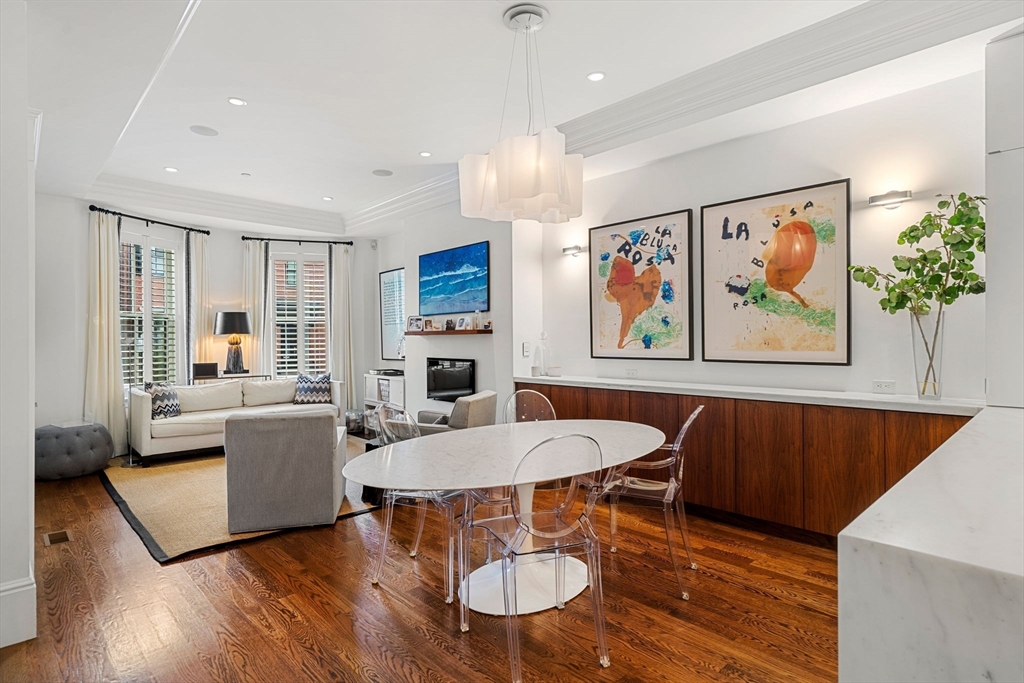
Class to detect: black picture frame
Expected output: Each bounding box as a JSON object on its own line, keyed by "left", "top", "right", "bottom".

{"left": 418, "top": 241, "right": 490, "bottom": 317}
{"left": 379, "top": 267, "right": 405, "bottom": 361}
{"left": 588, "top": 209, "right": 694, "bottom": 361}
{"left": 699, "top": 178, "right": 851, "bottom": 366}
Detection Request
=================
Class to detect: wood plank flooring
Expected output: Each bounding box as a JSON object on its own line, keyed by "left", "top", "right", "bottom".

{"left": 1, "top": 449, "right": 838, "bottom": 683}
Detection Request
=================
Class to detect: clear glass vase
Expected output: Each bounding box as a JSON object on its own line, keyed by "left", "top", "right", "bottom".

{"left": 910, "top": 310, "right": 944, "bottom": 399}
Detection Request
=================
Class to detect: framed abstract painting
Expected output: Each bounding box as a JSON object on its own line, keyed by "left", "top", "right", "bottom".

{"left": 589, "top": 210, "right": 693, "bottom": 360}
{"left": 700, "top": 179, "right": 850, "bottom": 365}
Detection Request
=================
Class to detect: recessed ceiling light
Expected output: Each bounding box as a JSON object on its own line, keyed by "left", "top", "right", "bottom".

{"left": 372, "top": 169, "right": 394, "bottom": 177}
{"left": 587, "top": 71, "right": 606, "bottom": 82}
{"left": 164, "top": 167, "right": 178, "bottom": 173}
{"left": 322, "top": 196, "right": 333, "bottom": 201}
{"left": 227, "top": 97, "right": 247, "bottom": 106}
{"left": 241, "top": 172, "right": 251, "bottom": 177}
{"left": 419, "top": 151, "right": 432, "bottom": 158}
{"left": 189, "top": 125, "right": 219, "bottom": 136}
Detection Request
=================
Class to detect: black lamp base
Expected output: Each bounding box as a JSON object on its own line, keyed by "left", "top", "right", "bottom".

{"left": 225, "top": 345, "right": 245, "bottom": 374}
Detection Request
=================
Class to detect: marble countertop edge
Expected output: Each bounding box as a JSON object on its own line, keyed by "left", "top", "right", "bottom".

{"left": 513, "top": 375, "right": 986, "bottom": 416}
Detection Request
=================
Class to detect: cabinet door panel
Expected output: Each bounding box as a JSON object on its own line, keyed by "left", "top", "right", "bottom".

{"left": 626, "top": 392, "right": 680, "bottom": 483}
{"left": 803, "top": 406, "right": 884, "bottom": 535}
{"left": 549, "top": 385, "right": 588, "bottom": 420}
{"left": 735, "top": 400, "right": 803, "bottom": 527}
{"left": 586, "top": 388, "right": 629, "bottom": 421}
{"left": 680, "top": 396, "right": 736, "bottom": 512}
{"left": 884, "top": 412, "right": 970, "bottom": 489}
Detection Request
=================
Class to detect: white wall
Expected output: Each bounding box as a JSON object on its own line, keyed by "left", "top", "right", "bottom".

{"left": 1, "top": 0, "right": 37, "bottom": 648}
{"left": 389, "top": 204, "right": 514, "bottom": 419}
{"left": 985, "top": 27, "right": 1024, "bottom": 408}
{"left": 538, "top": 73, "right": 988, "bottom": 399}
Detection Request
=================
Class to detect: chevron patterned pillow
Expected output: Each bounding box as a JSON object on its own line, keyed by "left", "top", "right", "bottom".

{"left": 294, "top": 373, "right": 332, "bottom": 404}
{"left": 145, "top": 382, "right": 181, "bottom": 420}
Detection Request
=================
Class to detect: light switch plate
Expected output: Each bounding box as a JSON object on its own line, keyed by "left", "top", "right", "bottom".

{"left": 522, "top": 342, "right": 531, "bottom": 357}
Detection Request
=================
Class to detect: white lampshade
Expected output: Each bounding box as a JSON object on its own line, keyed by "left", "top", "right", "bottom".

{"left": 459, "top": 127, "right": 583, "bottom": 223}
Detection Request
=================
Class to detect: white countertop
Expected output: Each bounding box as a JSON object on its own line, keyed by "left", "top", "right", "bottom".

{"left": 841, "top": 406, "right": 1024, "bottom": 577}
{"left": 838, "top": 407, "right": 1024, "bottom": 682}
{"left": 513, "top": 375, "right": 986, "bottom": 416}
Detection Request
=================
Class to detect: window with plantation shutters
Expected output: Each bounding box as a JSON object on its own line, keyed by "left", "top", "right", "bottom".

{"left": 273, "top": 254, "right": 329, "bottom": 377}
{"left": 119, "top": 233, "right": 181, "bottom": 387}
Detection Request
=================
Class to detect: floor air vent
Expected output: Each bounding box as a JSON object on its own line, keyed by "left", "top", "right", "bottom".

{"left": 43, "top": 530, "right": 73, "bottom": 546}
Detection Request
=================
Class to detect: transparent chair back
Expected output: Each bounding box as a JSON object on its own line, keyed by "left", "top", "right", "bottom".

{"left": 376, "top": 403, "right": 421, "bottom": 445}
{"left": 502, "top": 389, "right": 556, "bottom": 424}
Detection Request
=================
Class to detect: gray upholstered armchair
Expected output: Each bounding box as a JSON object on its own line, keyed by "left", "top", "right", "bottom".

{"left": 224, "top": 408, "right": 346, "bottom": 533}
{"left": 417, "top": 390, "right": 498, "bottom": 436}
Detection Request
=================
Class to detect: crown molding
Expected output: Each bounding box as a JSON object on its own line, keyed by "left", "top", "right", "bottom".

{"left": 341, "top": 0, "right": 1022, "bottom": 232}
{"left": 341, "top": 170, "right": 460, "bottom": 233}
{"left": 88, "top": 174, "right": 344, "bottom": 234}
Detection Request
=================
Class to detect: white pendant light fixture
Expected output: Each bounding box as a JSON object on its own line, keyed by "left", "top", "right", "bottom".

{"left": 459, "top": 4, "right": 583, "bottom": 224}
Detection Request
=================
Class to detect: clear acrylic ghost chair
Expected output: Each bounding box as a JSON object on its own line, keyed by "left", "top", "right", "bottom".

{"left": 603, "top": 405, "right": 703, "bottom": 600}
{"left": 460, "top": 434, "right": 612, "bottom": 683}
{"left": 371, "top": 403, "right": 462, "bottom": 604}
{"left": 502, "top": 389, "right": 556, "bottom": 424}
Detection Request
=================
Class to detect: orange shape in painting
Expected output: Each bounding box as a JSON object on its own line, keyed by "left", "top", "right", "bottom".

{"left": 762, "top": 220, "right": 816, "bottom": 308}
{"left": 606, "top": 256, "right": 661, "bottom": 348}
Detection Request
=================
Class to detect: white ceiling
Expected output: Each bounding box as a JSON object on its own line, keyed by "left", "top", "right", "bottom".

{"left": 27, "top": 0, "right": 1023, "bottom": 236}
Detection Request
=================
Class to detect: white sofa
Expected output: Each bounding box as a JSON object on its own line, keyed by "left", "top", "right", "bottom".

{"left": 130, "top": 378, "right": 345, "bottom": 459}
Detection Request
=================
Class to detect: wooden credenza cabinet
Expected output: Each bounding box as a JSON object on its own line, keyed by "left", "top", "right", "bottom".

{"left": 515, "top": 381, "right": 972, "bottom": 535}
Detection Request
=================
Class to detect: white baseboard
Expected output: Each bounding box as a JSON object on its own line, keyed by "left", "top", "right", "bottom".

{"left": 0, "top": 576, "right": 36, "bottom": 648}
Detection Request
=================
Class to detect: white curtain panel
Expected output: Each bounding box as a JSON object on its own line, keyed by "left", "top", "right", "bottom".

{"left": 242, "top": 240, "right": 271, "bottom": 375}
{"left": 330, "top": 244, "right": 356, "bottom": 407}
{"left": 188, "top": 231, "right": 214, "bottom": 365}
{"left": 84, "top": 211, "right": 128, "bottom": 455}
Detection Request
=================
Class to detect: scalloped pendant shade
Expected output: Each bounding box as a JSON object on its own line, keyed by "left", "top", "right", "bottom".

{"left": 459, "top": 127, "right": 583, "bottom": 224}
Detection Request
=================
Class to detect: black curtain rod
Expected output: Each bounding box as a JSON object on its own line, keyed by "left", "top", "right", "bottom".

{"left": 241, "top": 235, "right": 353, "bottom": 246}
{"left": 88, "top": 204, "right": 211, "bottom": 235}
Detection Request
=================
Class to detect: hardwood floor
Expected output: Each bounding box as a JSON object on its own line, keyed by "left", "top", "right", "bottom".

{"left": 1, "top": 460, "right": 838, "bottom": 683}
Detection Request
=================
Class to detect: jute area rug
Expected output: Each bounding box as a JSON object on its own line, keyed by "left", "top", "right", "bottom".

{"left": 100, "top": 445, "right": 377, "bottom": 563}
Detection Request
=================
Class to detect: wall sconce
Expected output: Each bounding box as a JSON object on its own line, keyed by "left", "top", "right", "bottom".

{"left": 562, "top": 245, "right": 584, "bottom": 257}
{"left": 868, "top": 190, "right": 912, "bottom": 209}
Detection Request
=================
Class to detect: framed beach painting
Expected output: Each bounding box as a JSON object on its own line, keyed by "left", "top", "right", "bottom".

{"left": 700, "top": 179, "right": 850, "bottom": 365}
{"left": 418, "top": 241, "right": 490, "bottom": 316}
{"left": 589, "top": 210, "right": 693, "bottom": 360}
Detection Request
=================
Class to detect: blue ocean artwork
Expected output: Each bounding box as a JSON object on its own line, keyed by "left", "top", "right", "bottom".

{"left": 600, "top": 252, "right": 610, "bottom": 261}
{"left": 628, "top": 229, "right": 645, "bottom": 245}
{"left": 661, "top": 279, "right": 675, "bottom": 303}
{"left": 418, "top": 241, "right": 490, "bottom": 316}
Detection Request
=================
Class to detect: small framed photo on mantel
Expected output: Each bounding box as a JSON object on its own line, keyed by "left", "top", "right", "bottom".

{"left": 407, "top": 316, "right": 424, "bottom": 332}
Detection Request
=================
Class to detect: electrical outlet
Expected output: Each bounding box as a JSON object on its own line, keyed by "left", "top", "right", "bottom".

{"left": 522, "top": 342, "right": 531, "bottom": 357}
{"left": 872, "top": 380, "right": 896, "bottom": 394}
{"left": 625, "top": 369, "right": 639, "bottom": 379}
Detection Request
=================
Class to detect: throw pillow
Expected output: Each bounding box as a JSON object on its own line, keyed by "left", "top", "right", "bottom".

{"left": 145, "top": 382, "right": 181, "bottom": 420}
{"left": 294, "top": 373, "right": 332, "bottom": 404}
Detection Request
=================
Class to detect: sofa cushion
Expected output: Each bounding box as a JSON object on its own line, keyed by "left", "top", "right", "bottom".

{"left": 150, "top": 403, "right": 340, "bottom": 439}
{"left": 295, "top": 373, "right": 332, "bottom": 404}
{"left": 145, "top": 382, "right": 181, "bottom": 420}
{"left": 176, "top": 380, "right": 243, "bottom": 413}
{"left": 242, "top": 378, "right": 296, "bottom": 407}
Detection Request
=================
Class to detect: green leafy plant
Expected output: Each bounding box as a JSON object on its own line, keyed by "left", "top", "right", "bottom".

{"left": 849, "top": 193, "right": 986, "bottom": 395}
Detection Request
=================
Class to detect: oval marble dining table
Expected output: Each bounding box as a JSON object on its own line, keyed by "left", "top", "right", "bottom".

{"left": 343, "top": 419, "right": 664, "bottom": 615}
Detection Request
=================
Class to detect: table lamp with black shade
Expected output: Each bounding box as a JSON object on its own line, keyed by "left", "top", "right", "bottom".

{"left": 215, "top": 311, "right": 252, "bottom": 374}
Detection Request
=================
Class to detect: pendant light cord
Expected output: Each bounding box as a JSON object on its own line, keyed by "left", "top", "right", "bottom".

{"left": 532, "top": 22, "right": 548, "bottom": 131}
{"left": 525, "top": 23, "right": 534, "bottom": 135}
{"left": 496, "top": 28, "right": 518, "bottom": 143}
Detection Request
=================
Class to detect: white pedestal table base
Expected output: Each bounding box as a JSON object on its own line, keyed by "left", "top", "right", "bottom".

{"left": 461, "top": 555, "right": 589, "bottom": 616}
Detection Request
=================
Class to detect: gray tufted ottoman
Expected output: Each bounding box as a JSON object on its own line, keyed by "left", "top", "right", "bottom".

{"left": 35, "top": 423, "right": 114, "bottom": 480}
